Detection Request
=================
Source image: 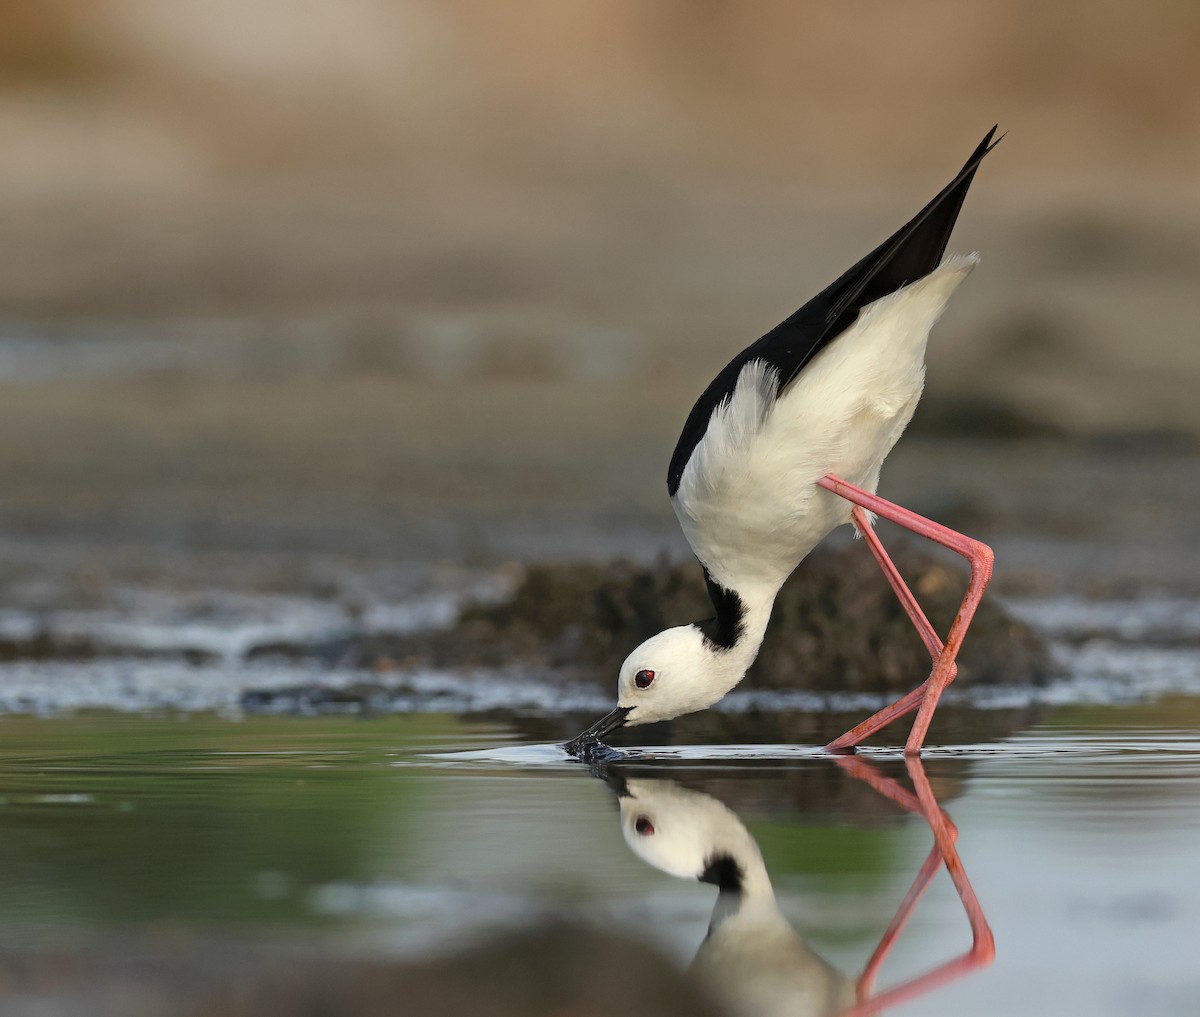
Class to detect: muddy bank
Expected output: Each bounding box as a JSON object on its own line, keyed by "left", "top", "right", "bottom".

{"left": 0, "top": 925, "right": 716, "bottom": 1017}
{"left": 355, "top": 545, "right": 1054, "bottom": 692}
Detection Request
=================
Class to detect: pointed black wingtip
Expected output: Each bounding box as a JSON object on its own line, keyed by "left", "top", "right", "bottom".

{"left": 959, "top": 125, "right": 1004, "bottom": 176}
{"left": 974, "top": 125, "right": 1005, "bottom": 161}
{"left": 815, "top": 126, "right": 1003, "bottom": 334}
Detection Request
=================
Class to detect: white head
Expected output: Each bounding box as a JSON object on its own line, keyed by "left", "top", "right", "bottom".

{"left": 617, "top": 624, "right": 749, "bottom": 726}
{"left": 564, "top": 623, "right": 756, "bottom": 754}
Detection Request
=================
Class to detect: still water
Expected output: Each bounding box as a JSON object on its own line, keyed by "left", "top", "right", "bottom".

{"left": 0, "top": 704, "right": 1197, "bottom": 1016}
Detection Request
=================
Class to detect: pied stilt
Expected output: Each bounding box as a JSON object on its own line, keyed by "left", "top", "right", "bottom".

{"left": 566, "top": 128, "right": 1002, "bottom": 757}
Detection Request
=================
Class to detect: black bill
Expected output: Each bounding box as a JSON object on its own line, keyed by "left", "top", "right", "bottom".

{"left": 563, "top": 706, "right": 632, "bottom": 758}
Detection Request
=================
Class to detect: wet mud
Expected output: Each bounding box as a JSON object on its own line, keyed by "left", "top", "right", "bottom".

{"left": 355, "top": 545, "right": 1054, "bottom": 692}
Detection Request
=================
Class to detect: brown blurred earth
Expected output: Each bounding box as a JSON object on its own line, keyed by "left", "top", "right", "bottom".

{"left": 0, "top": 1, "right": 1197, "bottom": 592}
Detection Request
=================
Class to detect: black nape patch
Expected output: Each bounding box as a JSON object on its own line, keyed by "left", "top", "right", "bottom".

{"left": 697, "top": 567, "right": 746, "bottom": 650}
{"left": 700, "top": 852, "right": 743, "bottom": 892}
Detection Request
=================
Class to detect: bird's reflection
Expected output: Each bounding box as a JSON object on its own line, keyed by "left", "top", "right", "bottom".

{"left": 602, "top": 756, "right": 993, "bottom": 1017}
{"left": 618, "top": 776, "right": 854, "bottom": 1016}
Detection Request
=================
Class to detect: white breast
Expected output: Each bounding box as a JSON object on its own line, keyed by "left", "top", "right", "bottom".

{"left": 672, "top": 254, "right": 978, "bottom": 591}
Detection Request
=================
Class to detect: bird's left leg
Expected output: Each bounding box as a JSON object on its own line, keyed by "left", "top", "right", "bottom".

{"left": 817, "top": 474, "right": 994, "bottom": 754}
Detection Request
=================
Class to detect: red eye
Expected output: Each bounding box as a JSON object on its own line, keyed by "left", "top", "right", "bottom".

{"left": 635, "top": 669, "right": 655, "bottom": 689}
{"left": 635, "top": 816, "right": 655, "bottom": 836}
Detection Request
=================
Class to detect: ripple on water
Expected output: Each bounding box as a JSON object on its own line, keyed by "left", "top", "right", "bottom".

{"left": 416, "top": 731, "right": 1200, "bottom": 773}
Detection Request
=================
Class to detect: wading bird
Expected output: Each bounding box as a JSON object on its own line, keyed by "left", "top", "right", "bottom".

{"left": 566, "top": 129, "right": 1000, "bottom": 758}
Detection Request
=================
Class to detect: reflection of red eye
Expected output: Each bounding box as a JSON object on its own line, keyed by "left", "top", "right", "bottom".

{"left": 635, "top": 816, "right": 654, "bottom": 836}
{"left": 635, "top": 669, "right": 655, "bottom": 689}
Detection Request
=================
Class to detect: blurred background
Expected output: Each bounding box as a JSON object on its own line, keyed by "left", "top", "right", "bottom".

{"left": 2, "top": 9, "right": 1200, "bottom": 1014}
{"left": 1, "top": 0, "right": 1198, "bottom": 577}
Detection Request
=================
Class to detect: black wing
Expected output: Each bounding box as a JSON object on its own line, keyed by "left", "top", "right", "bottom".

{"left": 667, "top": 127, "right": 1001, "bottom": 497}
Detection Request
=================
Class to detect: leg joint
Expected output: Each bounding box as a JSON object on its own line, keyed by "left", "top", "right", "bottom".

{"left": 968, "top": 540, "right": 995, "bottom": 584}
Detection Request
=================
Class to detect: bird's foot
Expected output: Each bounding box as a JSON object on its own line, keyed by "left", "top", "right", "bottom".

{"left": 564, "top": 737, "right": 626, "bottom": 765}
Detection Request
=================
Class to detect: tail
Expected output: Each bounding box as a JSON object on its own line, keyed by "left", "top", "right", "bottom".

{"left": 766, "top": 127, "right": 1002, "bottom": 388}
{"left": 667, "top": 129, "right": 1001, "bottom": 497}
{"left": 820, "top": 126, "right": 1001, "bottom": 335}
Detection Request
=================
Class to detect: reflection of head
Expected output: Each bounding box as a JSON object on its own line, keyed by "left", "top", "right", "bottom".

{"left": 619, "top": 778, "right": 768, "bottom": 895}
{"left": 616, "top": 776, "right": 853, "bottom": 1017}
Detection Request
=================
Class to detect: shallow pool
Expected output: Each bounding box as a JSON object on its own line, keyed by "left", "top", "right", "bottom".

{"left": 0, "top": 702, "right": 1197, "bottom": 1016}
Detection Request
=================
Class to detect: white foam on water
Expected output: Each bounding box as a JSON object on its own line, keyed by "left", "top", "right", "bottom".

{"left": 0, "top": 659, "right": 333, "bottom": 716}
{"left": 0, "top": 659, "right": 616, "bottom": 718}
{"left": 1002, "top": 594, "right": 1200, "bottom": 643}
{"left": 0, "top": 580, "right": 500, "bottom": 663}
{"left": 0, "top": 591, "right": 1197, "bottom": 718}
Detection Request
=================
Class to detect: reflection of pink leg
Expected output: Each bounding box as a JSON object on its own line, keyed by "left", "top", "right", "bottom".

{"left": 906, "top": 757, "right": 994, "bottom": 971}
{"left": 819, "top": 475, "right": 994, "bottom": 755}
{"left": 858, "top": 845, "right": 943, "bottom": 999}
{"left": 832, "top": 756, "right": 949, "bottom": 1000}
{"left": 831, "top": 755, "right": 994, "bottom": 1017}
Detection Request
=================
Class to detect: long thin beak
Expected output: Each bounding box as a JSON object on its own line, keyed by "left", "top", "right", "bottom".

{"left": 563, "top": 706, "right": 632, "bottom": 757}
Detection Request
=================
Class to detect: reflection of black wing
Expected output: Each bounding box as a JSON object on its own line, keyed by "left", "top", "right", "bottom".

{"left": 667, "top": 127, "right": 1001, "bottom": 497}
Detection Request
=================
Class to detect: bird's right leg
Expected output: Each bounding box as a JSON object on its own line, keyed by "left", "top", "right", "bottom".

{"left": 833, "top": 506, "right": 949, "bottom": 738}
{"left": 852, "top": 506, "right": 945, "bottom": 661}
{"left": 817, "top": 474, "right": 994, "bottom": 754}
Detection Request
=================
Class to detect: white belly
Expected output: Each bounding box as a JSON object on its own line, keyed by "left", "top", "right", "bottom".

{"left": 672, "top": 256, "right": 976, "bottom": 591}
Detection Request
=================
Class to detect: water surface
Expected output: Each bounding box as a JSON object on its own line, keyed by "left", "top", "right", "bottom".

{"left": 0, "top": 704, "right": 1196, "bottom": 1015}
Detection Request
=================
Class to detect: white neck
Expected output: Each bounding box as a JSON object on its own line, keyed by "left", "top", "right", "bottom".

{"left": 734, "top": 583, "right": 778, "bottom": 658}
{"left": 706, "top": 843, "right": 787, "bottom": 942}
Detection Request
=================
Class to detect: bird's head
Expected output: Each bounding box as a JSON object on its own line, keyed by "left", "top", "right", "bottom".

{"left": 564, "top": 625, "right": 748, "bottom": 755}
{"left": 616, "top": 624, "right": 738, "bottom": 726}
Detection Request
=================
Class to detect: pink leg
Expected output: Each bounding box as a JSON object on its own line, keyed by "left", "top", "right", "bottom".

{"left": 819, "top": 475, "right": 994, "bottom": 755}
{"left": 832, "top": 506, "right": 957, "bottom": 750}
{"left": 851, "top": 506, "right": 945, "bottom": 661}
